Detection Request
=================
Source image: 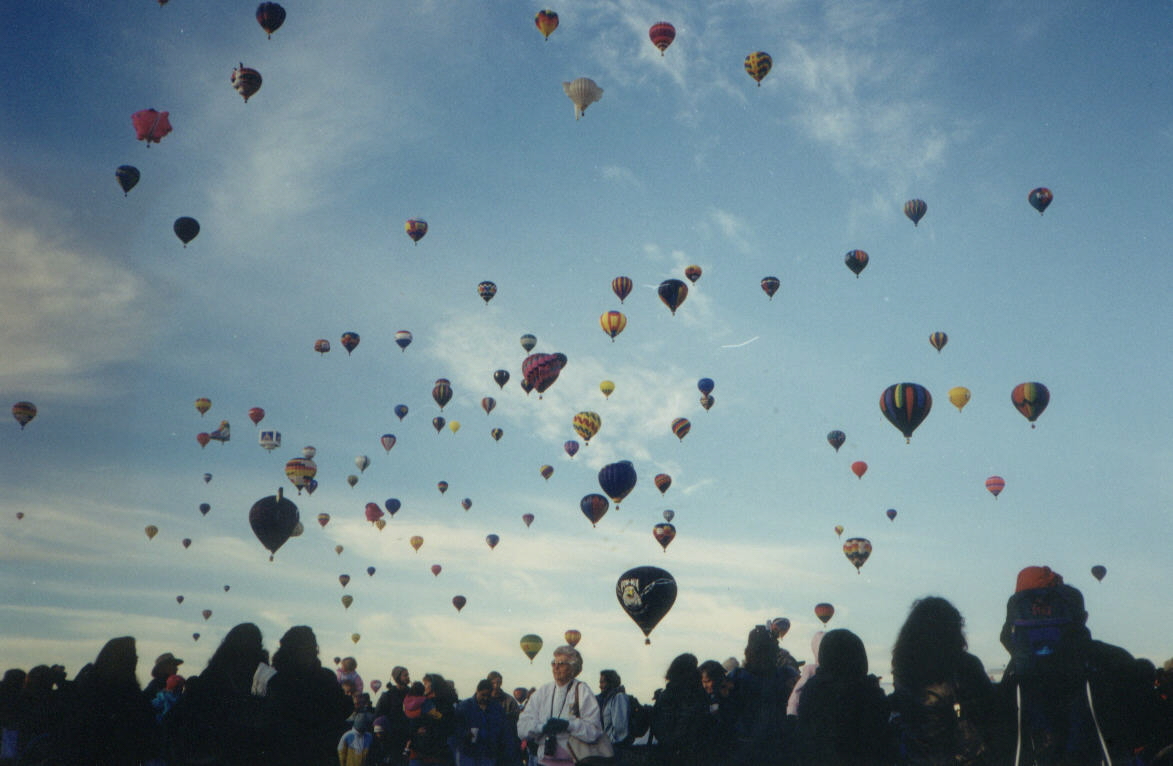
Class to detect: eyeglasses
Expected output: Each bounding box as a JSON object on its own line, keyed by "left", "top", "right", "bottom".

{"left": 551, "top": 660, "right": 573, "bottom": 667}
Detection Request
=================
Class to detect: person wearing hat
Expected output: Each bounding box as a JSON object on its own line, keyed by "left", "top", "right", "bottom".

{"left": 143, "top": 652, "right": 183, "bottom": 700}
{"left": 374, "top": 666, "right": 413, "bottom": 765}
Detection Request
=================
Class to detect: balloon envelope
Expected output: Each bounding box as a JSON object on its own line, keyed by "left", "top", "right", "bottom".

{"left": 256, "top": 2, "right": 285, "bottom": 37}
{"left": 132, "top": 109, "right": 172, "bottom": 144}
{"left": 948, "top": 387, "right": 971, "bottom": 412}
{"left": 573, "top": 411, "right": 601, "bottom": 443}
{"left": 534, "top": 9, "right": 558, "bottom": 39}
{"left": 744, "top": 52, "right": 772, "bottom": 84}
{"left": 580, "top": 494, "right": 609, "bottom": 527}
{"left": 851, "top": 461, "right": 867, "bottom": 479}
{"left": 249, "top": 489, "right": 300, "bottom": 560}
{"left": 116, "top": 165, "right": 140, "bottom": 195}
{"left": 522, "top": 513, "right": 535, "bottom": 527}
{"left": 564, "top": 629, "right": 581, "bottom": 647}
{"left": 904, "top": 199, "right": 927, "bottom": 226}
{"left": 1091, "top": 565, "right": 1107, "bottom": 582}
{"left": 657, "top": 279, "right": 688, "bottom": 315}
{"left": 1028, "top": 187, "right": 1053, "bottom": 214}
{"left": 761, "top": 276, "right": 781, "bottom": 299}
{"left": 563, "top": 77, "right": 603, "bottom": 119}
{"left": 654, "top": 473, "right": 672, "bottom": 494}
{"left": 174, "top": 217, "right": 200, "bottom": 246}
{"left": 611, "top": 276, "right": 633, "bottom": 303}
{"left": 653, "top": 523, "right": 676, "bottom": 550}
{"left": 814, "top": 603, "right": 835, "bottom": 624}
{"left": 1011, "top": 382, "right": 1050, "bottom": 427}
{"left": 12, "top": 402, "right": 36, "bottom": 429}
{"left": 985, "top": 476, "right": 1005, "bottom": 498}
{"left": 520, "top": 634, "right": 543, "bottom": 661}
{"left": 880, "top": 383, "right": 932, "bottom": 442}
{"left": 845, "top": 249, "right": 868, "bottom": 277}
{"left": 616, "top": 566, "right": 677, "bottom": 644}
{"left": 843, "top": 537, "right": 872, "bottom": 573}
{"left": 649, "top": 22, "right": 676, "bottom": 54}
{"left": 598, "top": 461, "right": 637, "bottom": 506}
{"left": 452, "top": 595, "right": 467, "bottom": 612}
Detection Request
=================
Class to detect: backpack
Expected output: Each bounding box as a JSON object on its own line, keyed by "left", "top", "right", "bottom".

{"left": 626, "top": 695, "right": 651, "bottom": 743}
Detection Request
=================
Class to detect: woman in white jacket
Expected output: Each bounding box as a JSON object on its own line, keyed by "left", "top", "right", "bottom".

{"left": 517, "top": 645, "right": 604, "bottom": 766}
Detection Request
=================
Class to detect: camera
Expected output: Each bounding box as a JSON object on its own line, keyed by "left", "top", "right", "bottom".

{"left": 544, "top": 736, "right": 558, "bottom": 756}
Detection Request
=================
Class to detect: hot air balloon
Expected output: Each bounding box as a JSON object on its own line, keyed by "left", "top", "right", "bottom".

{"left": 314, "top": 339, "right": 331, "bottom": 355}
{"left": 389, "top": 330, "right": 411, "bottom": 352}
{"left": 827, "top": 430, "right": 846, "bottom": 452}
{"left": 563, "top": 78, "right": 603, "bottom": 119}
{"left": 341, "top": 595, "right": 354, "bottom": 610}
{"left": 843, "top": 537, "right": 872, "bottom": 573}
{"left": 573, "top": 411, "right": 601, "bottom": 443}
{"left": 452, "top": 595, "right": 467, "bottom": 613}
{"left": 493, "top": 370, "right": 510, "bottom": 389}
{"left": 1091, "top": 565, "right": 1107, "bottom": 582}
{"left": 437, "top": 481, "right": 448, "bottom": 494}
{"left": 699, "top": 395, "right": 715, "bottom": 411}
{"left": 521, "top": 352, "right": 567, "bottom": 396}
{"left": 231, "top": 63, "right": 262, "bottom": 102}
{"left": 662, "top": 509, "right": 675, "bottom": 522}
{"left": 116, "top": 165, "right": 140, "bottom": 196}
{"left": 339, "top": 574, "right": 351, "bottom": 588}
{"left": 599, "top": 311, "right": 626, "bottom": 341}
{"left": 522, "top": 513, "right": 535, "bottom": 527}
{"left": 845, "top": 249, "right": 868, "bottom": 277}
{"left": 598, "top": 461, "right": 637, "bottom": 507}
{"left": 520, "top": 634, "right": 544, "bottom": 663}
{"left": 564, "top": 629, "right": 581, "bottom": 647}
{"left": 1028, "top": 187, "right": 1053, "bottom": 215}
{"left": 534, "top": 9, "right": 558, "bottom": 39}
{"left": 174, "top": 217, "right": 200, "bottom": 247}
{"left": 834, "top": 525, "right": 844, "bottom": 537}
{"left": 949, "top": 387, "right": 971, "bottom": 412}
{"left": 761, "top": 276, "right": 781, "bottom": 299}
{"left": 335, "top": 545, "right": 343, "bottom": 555}
{"left": 580, "top": 494, "right": 609, "bottom": 527}
{"left": 486, "top": 534, "right": 500, "bottom": 550}
{"left": 284, "top": 457, "right": 317, "bottom": 493}
{"left": 616, "top": 566, "right": 676, "bottom": 644}
{"left": 929, "top": 332, "right": 948, "bottom": 353}
{"left": 305, "top": 480, "right": 317, "bottom": 495}
{"left": 671, "top": 418, "right": 690, "bottom": 441}
{"left": 1011, "top": 382, "right": 1050, "bottom": 427}
{"left": 744, "top": 52, "right": 772, "bottom": 85}
{"left": 259, "top": 430, "right": 281, "bottom": 451}
{"left": 410, "top": 535, "right": 423, "bottom": 552}
{"left": 202, "top": 609, "right": 212, "bottom": 621}
{"left": 132, "top": 109, "right": 172, "bottom": 145}
{"left": 461, "top": 498, "right": 472, "bottom": 511}
{"left": 317, "top": 513, "right": 330, "bottom": 528}
{"left": 432, "top": 379, "right": 452, "bottom": 410}
{"left": 537, "top": 465, "right": 553, "bottom": 481}
{"left": 814, "top": 603, "right": 835, "bottom": 625}
{"left": 598, "top": 380, "right": 615, "bottom": 399}
{"left": 697, "top": 378, "right": 715, "bottom": 397}
{"left": 886, "top": 508, "right": 897, "bottom": 522}
{"left": 480, "top": 397, "right": 496, "bottom": 416}
{"left": 851, "top": 461, "right": 868, "bottom": 479}
{"left": 198, "top": 503, "right": 210, "bottom": 516}
{"left": 564, "top": 440, "right": 580, "bottom": 458}
{"left": 658, "top": 279, "right": 688, "bottom": 315}
{"left": 346, "top": 474, "right": 359, "bottom": 488}
{"left": 364, "top": 503, "right": 383, "bottom": 523}
{"left": 370, "top": 679, "right": 382, "bottom": 694}
{"left": 985, "top": 476, "right": 1005, "bottom": 498}
{"left": 649, "top": 22, "right": 676, "bottom": 55}
{"left": 880, "top": 383, "right": 933, "bottom": 443}
{"left": 145, "top": 525, "right": 158, "bottom": 540}
{"left": 196, "top": 432, "right": 210, "bottom": 448}
{"left": 380, "top": 434, "right": 397, "bottom": 453}
{"left": 431, "top": 564, "right": 442, "bottom": 577}
{"left": 203, "top": 473, "right": 212, "bottom": 483}
{"left": 340, "top": 332, "right": 360, "bottom": 355}
{"left": 653, "top": 523, "right": 676, "bottom": 551}
{"left": 477, "top": 281, "right": 498, "bottom": 304}
{"left": 12, "top": 402, "right": 36, "bottom": 429}
{"left": 374, "top": 519, "right": 386, "bottom": 531}
{"left": 256, "top": 2, "right": 285, "bottom": 37}
{"left": 432, "top": 417, "right": 446, "bottom": 433}
{"left": 904, "top": 199, "right": 927, "bottom": 226}
{"left": 654, "top": 473, "right": 672, "bottom": 494}
{"left": 249, "top": 487, "right": 299, "bottom": 561}
{"left": 194, "top": 397, "right": 211, "bottom": 416}
{"left": 247, "top": 407, "right": 265, "bottom": 426}
{"left": 612, "top": 276, "right": 633, "bottom": 303}
{"left": 405, "top": 219, "right": 428, "bottom": 243}
{"left": 380, "top": 499, "right": 399, "bottom": 518}
{"left": 208, "top": 420, "right": 230, "bottom": 443}
{"left": 355, "top": 455, "right": 370, "bottom": 473}
{"left": 176, "top": 595, "right": 184, "bottom": 604}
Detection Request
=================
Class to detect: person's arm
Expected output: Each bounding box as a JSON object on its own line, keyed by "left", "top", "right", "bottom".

{"left": 610, "top": 694, "right": 630, "bottom": 743}
{"left": 567, "top": 681, "right": 604, "bottom": 743}
{"left": 517, "top": 685, "right": 544, "bottom": 740}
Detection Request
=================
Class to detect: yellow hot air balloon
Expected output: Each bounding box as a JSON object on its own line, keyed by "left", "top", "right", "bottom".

{"left": 599, "top": 311, "right": 626, "bottom": 341}
{"left": 375, "top": 519, "right": 386, "bottom": 531}
{"left": 572, "top": 411, "right": 601, "bottom": 443}
{"left": 410, "top": 535, "right": 424, "bottom": 552}
{"left": 448, "top": 420, "right": 461, "bottom": 434}
{"left": 520, "top": 633, "right": 544, "bottom": 663}
{"left": 351, "top": 633, "right": 361, "bottom": 644}
{"left": 195, "top": 397, "right": 212, "bottom": 416}
{"left": 949, "top": 386, "right": 971, "bottom": 412}
{"left": 599, "top": 380, "right": 615, "bottom": 399}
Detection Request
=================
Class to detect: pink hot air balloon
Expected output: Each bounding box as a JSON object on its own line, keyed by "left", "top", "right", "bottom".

{"left": 132, "top": 109, "right": 172, "bottom": 145}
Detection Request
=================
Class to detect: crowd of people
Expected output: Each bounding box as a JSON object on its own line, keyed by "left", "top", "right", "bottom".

{"left": 2, "top": 567, "right": 1172, "bottom": 765}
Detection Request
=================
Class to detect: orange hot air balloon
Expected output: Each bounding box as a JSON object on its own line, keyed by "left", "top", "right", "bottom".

{"left": 851, "top": 461, "right": 868, "bottom": 479}
{"left": 564, "top": 629, "right": 581, "bottom": 647}
{"left": 684, "top": 264, "right": 701, "bottom": 283}
{"left": 654, "top": 473, "right": 671, "bottom": 494}
{"left": 534, "top": 10, "right": 558, "bottom": 39}
{"left": 599, "top": 311, "right": 627, "bottom": 341}
{"left": 814, "top": 603, "right": 835, "bottom": 624}
{"left": 985, "top": 476, "right": 1005, "bottom": 498}
{"left": 410, "top": 535, "right": 424, "bottom": 552}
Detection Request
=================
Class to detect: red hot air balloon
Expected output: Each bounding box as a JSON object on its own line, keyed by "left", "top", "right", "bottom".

{"left": 904, "top": 199, "right": 927, "bottom": 226}
{"left": 611, "top": 276, "right": 633, "bottom": 303}
{"left": 1028, "top": 187, "right": 1053, "bottom": 215}
{"left": 653, "top": 523, "right": 676, "bottom": 551}
{"left": 1011, "top": 382, "right": 1050, "bottom": 428}
{"left": 814, "top": 603, "right": 835, "bottom": 624}
{"left": 845, "top": 250, "right": 868, "bottom": 277}
{"left": 521, "top": 352, "right": 567, "bottom": 396}
{"left": 985, "top": 476, "right": 1005, "bottom": 498}
{"left": 649, "top": 22, "right": 676, "bottom": 55}
{"left": 452, "top": 595, "right": 467, "bottom": 612}
{"left": 256, "top": 2, "right": 285, "bottom": 38}
{"left": 248, "top": 407, "right": 265, "bottom": 425}
{"left": 364, "top": 503, "right": 384, "bottom": 523}
{"left": 522, "top": 513, "right": 535, "bottom": 527}
{"left": 654, "top": 473, "right": 671, "bottom": 494}
{"left": 880, "top": 383, "right": 932, "bottom": 443}
{"left": 431, "top": 564, "right": 442, "bottom": 577}
{"left": 851, "top": 461, "right": 868, "bottom": 479}
{"left": 132, "top": 109, "right": 172, "bottom": 145}
{"left": 196, "top": 432, "right": 211, "bottom": 448}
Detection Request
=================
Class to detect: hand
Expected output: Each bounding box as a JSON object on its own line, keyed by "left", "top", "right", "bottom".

{"left": 542, "top": 717, "right": 570, "bottom": 735}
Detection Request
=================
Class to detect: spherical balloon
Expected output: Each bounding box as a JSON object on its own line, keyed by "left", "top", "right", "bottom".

{"left": 814, "top": 603, "right": 835, "bottom": 624}
{"left": 616, "top": 566, "right": 677, "bottom": 644}
{"left": 904, "top": 199, "right": 927, "bottom": 226}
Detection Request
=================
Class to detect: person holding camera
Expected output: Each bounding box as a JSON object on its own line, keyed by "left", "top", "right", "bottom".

{"left": 517, "top": 646, "right": 603, "bottom": 765}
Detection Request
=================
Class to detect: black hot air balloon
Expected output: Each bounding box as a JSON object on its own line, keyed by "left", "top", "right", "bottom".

{"left": 616, "top": 566, "right": 677, "bottom": 644}
{"left": 879, "top": 383, "right": 932, "bottom": 443}
{"left": 256, "top": 2, "right": 285, "bottom": 37}
{"left": 116, "top": 165, "right": 140, "bottom": 196}
{"left": 598, "top": 461, "right": 637, "bottom": 507}
{"left": 249, "top": 487, "right": 299, "bottom": 561}
{"left": 580, "top": 494, "right": 609, "bottom": 527}
{"left": 174, "top": 217, "right": 200, "bottom": 246}
{"left": 658, "top": 279, "right": 688, "bottom": 315}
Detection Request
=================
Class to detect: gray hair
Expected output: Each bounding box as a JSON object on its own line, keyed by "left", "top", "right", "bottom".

{"left": 552, "top": 645, "right": 583, "bottom": 674}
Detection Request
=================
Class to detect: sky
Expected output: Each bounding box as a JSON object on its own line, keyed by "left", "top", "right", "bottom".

{"left": 2, "top": 1, "right": 1172, "bottom": 701}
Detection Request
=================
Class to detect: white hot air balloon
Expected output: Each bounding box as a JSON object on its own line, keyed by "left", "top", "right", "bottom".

{"left": 562, "top": 78, "right": 603, "bottom": 120}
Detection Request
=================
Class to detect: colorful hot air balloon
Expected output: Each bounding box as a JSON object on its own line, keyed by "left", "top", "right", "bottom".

{"left": 539, "top": 465, "right": 554, "bottom": 480}
{"left": 599, "top": 380, "right": 615, "bottom": 399}
{"left": 814, "top": 603, "right": 835, "bottom": 625}
{"left": 744, "top": 52, "right": 772, "bottom": 85}
{"left": 671, "top": 418, "right": 690, "bottom": 441}
{"left": 563, "top": 78, "right": 603, "bottom": 119}
{"left": 761, "top": 276, "right": 781, "bottom": 299}
{"left": 317, "top": 513, "right": 330, "bottom": 528}
{"left": 654, "top": 473, "right": 672, "bottom": 494}
{"left": 339, "top": 331, "right": 361, "bottom": 355}
{"left": 12, "top": 402, "right": 36, "bottom": 429}
{"left": 1091, "top": 565, "right": 1107, "bottom": 582}
{"left": 116, "top": 165, "right": 140, "bottom": 196}
{"left": 653, "top": 523, "right": 676, "bottom": 551}
{"left": 231, "top": 63, "right": 262, "bottom": 102}
{"left": 520, "top": 334, "right": 537, "bottom": 353}
{"left": 599, "top": 311, "right": 626, "bottom": 341}
{"left": 851, "top": 461, "right": 868, "bottom": 479}
{"left": 174, "top": 217, "right": 200, "bottom": 246}
{"left": 564, "top": 629, "right": 581, "bottom": 647}
{"left": 522, "top": 513, "right": 535, "bottom": 527}
{"left": 612, "top": 276, "right": 633, "bottom": 303}
{"left": 145, "top": 525, "right": 158, "bottom": 540}
{"left": 844, "top": 249, "right": 868, "bottom": 277}
{"left": 683, "top": 264, "right": 701, "bottom": 283}
{"left": 256, "top": 2, "right": 285, "bottom": 37}
{"left": 843, "top": 537, "right": 872, "bottom": 573}
{"left": 649, "top": 22, "right": 676, "bottom": 55}
{"left": 580, "top": 494, "right": 609, "bottom": 527}
{"left": 534, "top": 9, "right": 558, "bottom": 39}
{"left": 699, "top": 394, "right": 715, "bottom": 411}
{"left": 480, "top": 397, "right": 496, "bottom": 415}
{"left": 1028, "top": 187, "right": 1053, "bottom": 215}
{"left": 929, "top": 332, "right": 948, "bottom": 353}
{"left": 827, "top": 430, "right": 846, "bottom": 452}
{"left": 394, "top": 404, "right": 409, "bottom": 421}
{"left": 405, "top": 219, "right": 428, "bottom": 243}
{"left": 314, "top": 339, "right": 331, "bottom": 355}
{"left": 598, "top": 461, "right": 637, "bottom": 507}
{"left": 886, "top": 508, "right": 897, "bottom": 522}
{"left": 452, "top": 595, "right": 467, "bottom": 612}
{"left": 564, "top": 440, "right": 580, "bottom": 458}
{"left": 880, "top": 383, "right": 933, "bottom": 442}
{"left": 461, "top": 498, "right": 472, "bottom": 511}
{"left": 364, "top": 502, "right": 383, "bottom": 523}
{"left": 339, "top": 574, "right": 351, "bottom": 588}
{"left": 658, "top": 279, "right": 688, "bottom": 315}
{"left": 904, "top": 199, "right": 927, "bottom": 226}
{"left": 573, "top": 411, "right": 601, "bottom": 443}
{"left": 380, "top": 434, "right": 397, "bottom": 453}
{"left": 355, "top": 455, "right": 370, "bottom": 473}
{"left": 616, "top": 566, "right": 676, "bottom": 644}
{"left": 395, "top": 330, "right": 413, "bottom": 351}
{"left": 410, "top": 535, "right": 423, "bottom": 552}
{"left": 521, "top": 352, "right": 567, "bottom": 396}
{"left": 132, "top": 109, "right": 172, "bottom": 145}
{"left": 520, "top": 634, "right": 544, "bottom": 663}
{"left": 834, "top": 525, "right": 844, "bottom": 537}
{"left": 477, "top": 281, "right": 498, "bottom": 304}
{"left": 249, "top": 487, "right": 299, "bottom": 561}
{"left": 1011, "top": 382, "right": 1050, "bottom": 427}
{"left": 432, "top": 379, "right": 452, "bottom": 410}
{"left": 486, "top": 534, "right": 500, "bottom": 550}
{"left": 985, "top": 476, "right": 1005, "bottom": 498}
{"left": 432, "top": 417, "right": 446, "bottom": 433}
{"left": 437, "top": 481, "right": 448, "bottom": 494}
{"left": 284, "top": 457, "right": 317, "bottom": 493}
{"left": 948, "top": 387, "right": 971, "bottom": 412}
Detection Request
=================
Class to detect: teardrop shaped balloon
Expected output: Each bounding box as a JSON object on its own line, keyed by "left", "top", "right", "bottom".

{"left": 346, "top": 474, "right": 359, "bottom": 488}
{"left": 249, "top": 488, "right": 299, "bottom": 561}
{"left": 573, "top": 411, "right": 601, "bottom": 443}
{"left": 697, "top": 378, "right": 715, "bottom": 396}
{"left": 432, "top": 416, "right": 446, "bottom": 433}
{"left": 381, "top": 434, "right": 397, "bottom": 452}
{"left": 477, "top": 280, "right": 498, "bottom": 304}
{"left": 611, "top": 276, "right": 633, "bottom": 303}
{"left": 410, "top": 535, "right": 424, "bottom": 552}
{"left": 1011, "top": 382, "right": 1049, "bottom": 428}
{"left": 198, "top": 503, "right": 210, "bottom": 516}
{"left": 658, "top": 279, "right": 688, "bottom": 315}
{"left": 196, "top": 432, "right": 210, "bottom": 448}
{"left": 202, "top": 609, "right": 212, "bottom": 621}
{"left": 481, "top": 397, "right": 496, "bottom": 415}
{"left": 341, "top": 332, "right": 360, "bottom": 355}
{"left": 843, "top": 537, "right": 872, "bottom": 573}
{"left": 174, "top": 217, "right": 200, "bottom": 246}
{"left": 653, "top": 523, "right": 676, "bottom": 551}
{"left": 564, "top": 440, "right": 580, "bottom": 458}
{"left": 886, "top": 508, "right": 897, "bottom": 522}
{"left": 256, "top": 2, "right": 285, "bottom": 38}
{"left": 904, "top": 199, "right": 927, "bottom": 226}
{"left": 351, "top": 633, "right": 361, "bottom": 644}
{"left": 599, "top": 310, "right": 627, "bottom": 341}
{"left": 405, "top": 218, "right": 428, "bottom": 243}
{"left": 339, "top": 574, "right": 351, "bottom": 588}
{"left": 195, "top": 397, "right": 212, "bottom": 416}
{"left": 671, "top": 418, "right": 690, "bottom": 441}
{"left": 116, "top": 165, "right": 140, "bottom": 196}
{"left": 834, "top": 525, "right": 844, "bottom": 537}
{"left": 851, "top": 461, "right": 868, "bottom": 479}
{"left": 929, "top": 332, "right": 948, "bottom": 353}
{"left": 564, "top": 629, "right": 581, "bottom": 647}
{"left": 520, "top": 334, "right": 537, "bottom": 352}
{"left": 662, "top": 509, "right": 674, "bottom": 522}
{"left": 948, "top": 387, "right": 971, "bottom": 412}
{"left": 599, "top": 380, "right": 615, "bottom": 399}
{"left": 827, "top": 430, "right": 846, "bottom": 452}
{"left": 383, "top": 498, "right": 401, "bottom": 516}
{"left": 486, "top": 533, "right": 500, "bottom": 550}
{"left": 317, "top": 513, "right": 330, "bottom": 527}
{"left": 367, "top": 567, "right": 375, "bottom": 578}
{"left": 374, "top": 519, "right": 386, "bottom": 531}
{"left": 616, "top": 566, "right": 677, "bottom": 644}
{"left": 539, "top": 465, "right": 554, "bottom": 480}
{"left": 452, "top": 595, "right": 467, "bottom": 612}
{"left": 432, "top": 378, "right": 453, "bottom": 410}
{"left": 985, "top": 476, "right": 1005, "bottom": 498}
{"left": 521, "top": 352, "right": 567, "bottom": 396}
{"left": 341, "top": 595, "right": 353, "bottom": 609}
{"left": 522, "top": 513, "right": 535, "bottom": 528}
{"left": 880, "top": 383, "right": 932, "bottom": 443}
{"left": 649, "top": 21, "right": 676, "bottom": 55}
{"left": 684, "top": 264, "right": 701, "bottom": 283}
{"left": 520, "top": 633, "right": 544, "bottom": 662}
{"left": 231, "top": 63, "right": 262, "bottom": 102}
{"left": 598, "top": 461, "right": 637, "bottom": 507}
{"left": 448, "top": 420, "right": 461, "bottom": 435}
{"left": 1028, "top": 187, "right": 1053, "bottom": 215}
{"left": 355, "top": 455, "right": 370, "bottom": 473}
{"left": 176, "top": 595, "right": 184, "bottom": 604}
{"left": 181, "top": 538, "right": 192, "bottom": 549}
{"left": 462, "top": 498, "right": 472, "bottom": 511}
{"left": 814, "top": 602, "right": 835, "bottom": 625}
{"left": 335, "top": 544, "right": 343, "bottom": 555}
{"left": 744, "top": 51, "right": 772, "bottom": 85}
{"left": 844, "top": 249, "right": 868, "bottom": 277}
{"left": 580, "top": 494, "right": 609, "bottom": 527}
{"left": 247, "top": 407, "right": 265, "bottom": 426}
{"left": 1091, "top": 565, "right": 1107, "bottom": 582}
{"left": 761, "top": 276, "right": 781, "bottom": 299}
{"left": 431, "top": 564, "right": 441, "bottom": 577}
{"left": 534, "top": 9, "right": 558, "bottom": 39}
{"left": 654, "top": 473, "right": 672, "bottom": 494}
{"left": 203, "top": 473, "right": 212, "bottom": 483}
{"left": 395, "top": 330, "right": 413, "bottom": 351}
{"left": 493, "top": 369, "right": 510, "bottom": 389}
{"left": 490, "top": 427, "right": 503, "bottom": 441}
{"left": 437, "top": 481, "right": 448, "bottom": 494}
{"left": 145, "top": 525, "right": 158, "bottom": 540}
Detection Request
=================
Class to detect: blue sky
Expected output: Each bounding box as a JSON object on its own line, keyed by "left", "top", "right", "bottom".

{"left": 2, "top": 1, "right": 1171, "bottom": 699}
